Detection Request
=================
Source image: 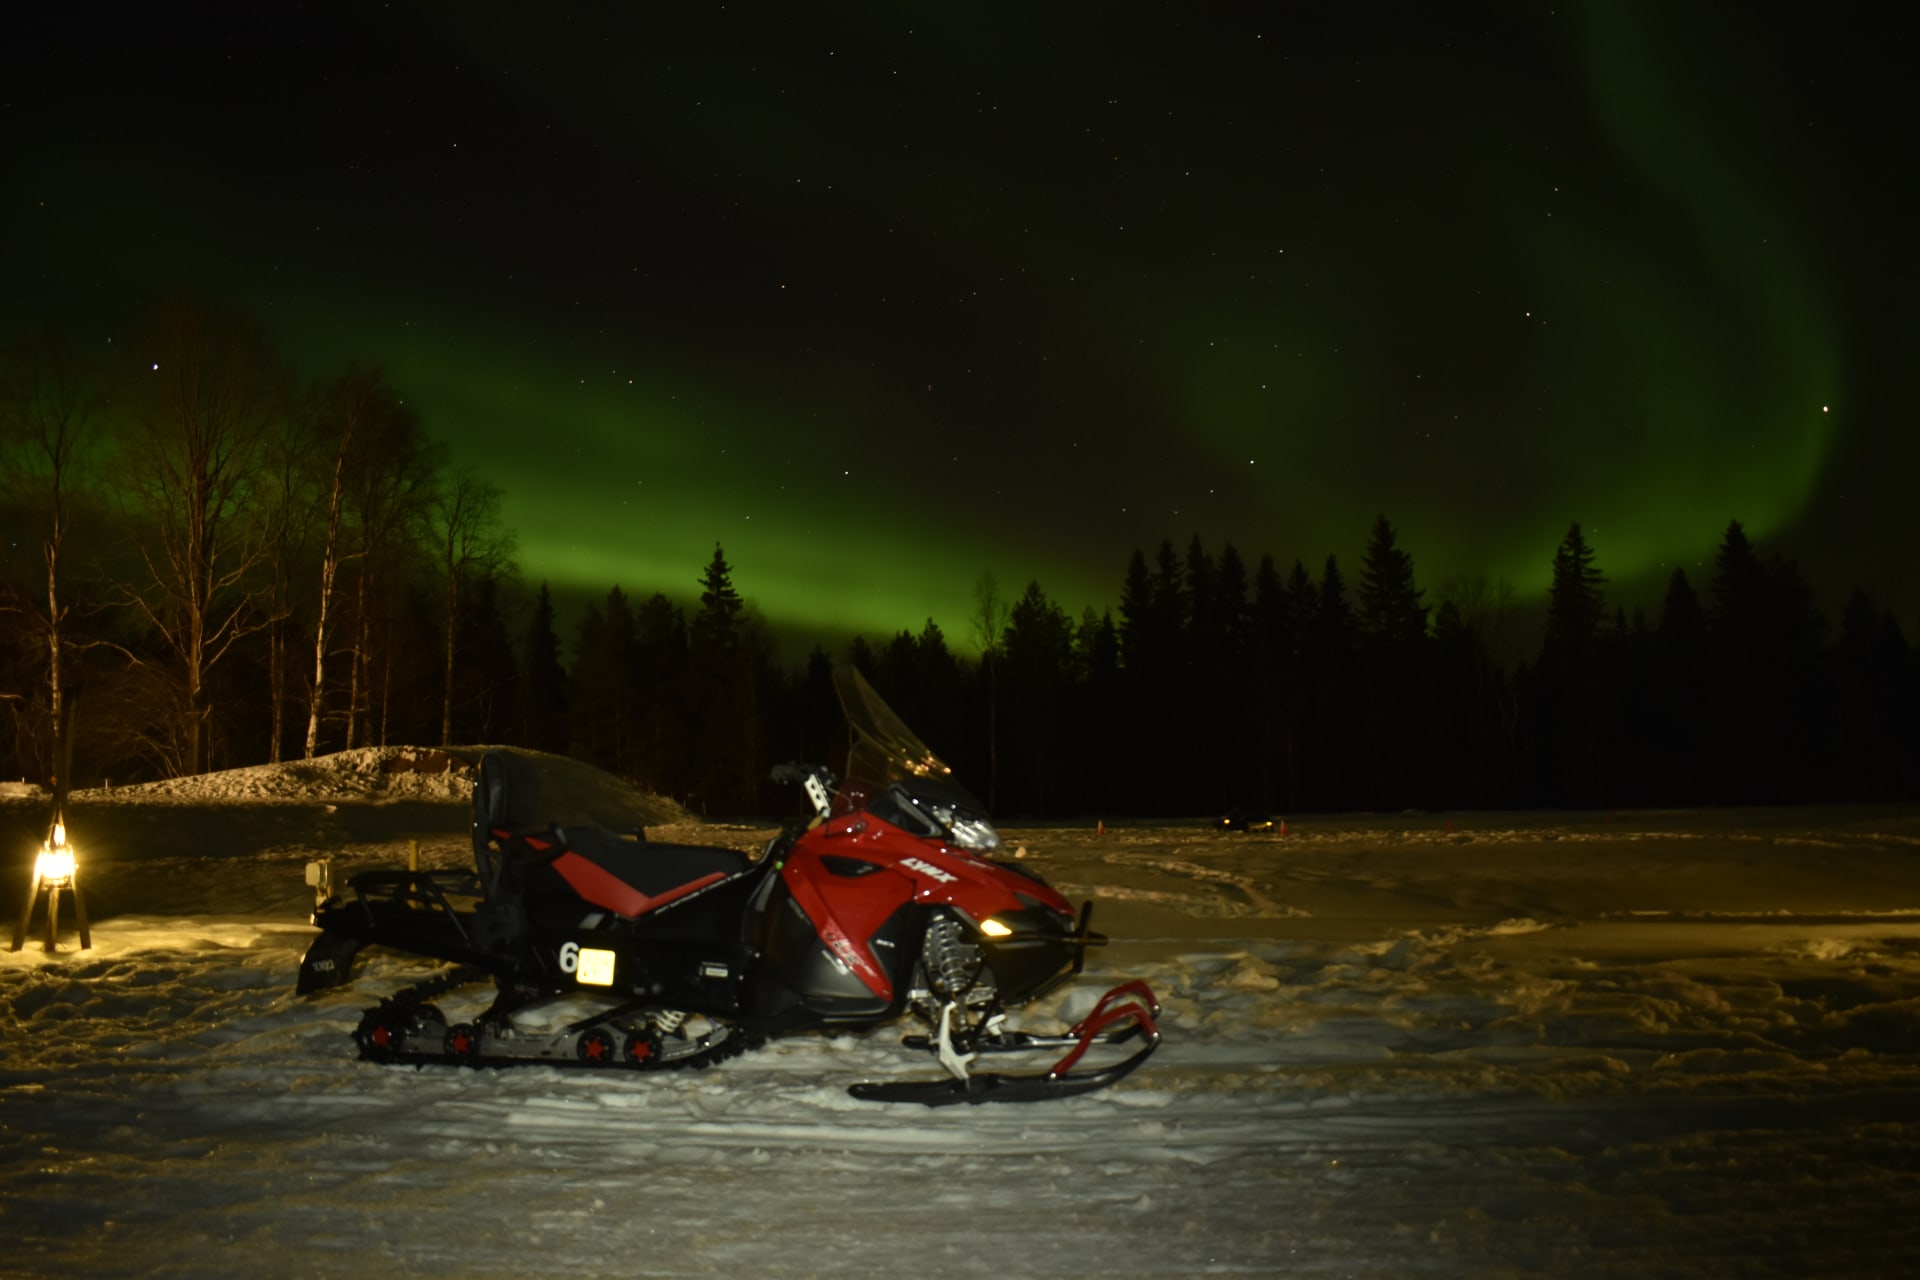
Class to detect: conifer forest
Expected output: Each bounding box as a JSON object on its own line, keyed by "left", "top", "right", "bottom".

{"left": 4, "top": 312, "right": 1915, "bottom": 819}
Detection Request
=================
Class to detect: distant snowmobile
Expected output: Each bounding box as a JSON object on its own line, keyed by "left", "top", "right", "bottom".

{"left": 296, "top": 665, "right": 1159, "bottom": 1104}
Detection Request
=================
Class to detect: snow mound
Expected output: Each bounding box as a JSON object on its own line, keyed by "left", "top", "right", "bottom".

{"left": 65, "top": 746, "right": 693, "bottom": 825}
{"left": 70, "top": 747, "right": 479, "bottom": 804}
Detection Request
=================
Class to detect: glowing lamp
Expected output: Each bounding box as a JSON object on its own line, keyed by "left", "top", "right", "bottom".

{"left": 36, "top": 824, "right": 75, "bottom": 887}
{"left": 36, "top": 846, "right": 75, "bottom": 887}
{"left": 11, "top": 816, "right": 91, "bottom": 953}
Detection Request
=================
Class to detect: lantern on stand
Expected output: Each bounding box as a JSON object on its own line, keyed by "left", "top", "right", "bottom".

{"left": 11, "top": 817, "right": 91, "bottom": 953}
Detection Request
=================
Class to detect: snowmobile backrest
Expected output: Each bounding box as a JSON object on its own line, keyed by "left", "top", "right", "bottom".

{"left": 477, "top": 749, "right": 544, "bottom": 828}
{"left": 473, "top": 749, "right": 545, "bottom": 897}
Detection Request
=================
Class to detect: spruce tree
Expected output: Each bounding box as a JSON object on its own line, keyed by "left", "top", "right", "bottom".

{"left": 691, "top": 543, "right": 743, "bottom": 659}
{"left": 1708, "top": 520, "right": 1765, "bottom": 638}
{"left": 1646, "top": 568, "right": 1706, "bottom": 802}
{"left": 1544, "top": 522, "right": 1606, "bottom": 658}
{"left": 1430, "top": 574, "right": 1518, "bottom": 809}
{"left": 877, "top": 629, "right": 918, "bottom": 704}
{"left": 519, "top": 582, "right": 569, "bottom": 753}
{"left": 633, "top": 591, "right": 687, "bottom": 795}
{"left": 1316, "top": 556, "right": 1354, "bottom": 653}
{"left": 1301, "top": 556, "right": 1359, "bottom": 809}
{"left": 1355, "top": 515, "right": 1430, "bottom": 809}
{"left": 687, "top": 544, "right": 750, "bottom": 812}
{"left": 915, "top": 617, "right": 955, "bottom": 674}
{"left": 1070, "top": 606, "right": 1123, "bottom": 811}
{"left": 1117, "top": 549, "right": 1153, "bottom": 673}
{"left": 1201, "top": 541, "right": 1254, "bottom": 810}
{"left": 1827, "top": 591, "right": 1916, "bottom": 799}
{"left": 1252, "top": 555, "right": 1291, "bottom": 656}
{"left": 568, "top": 601, "right": 612, "bottom": 768}
{"left": 1249, "top": 554, "right": 1296, "bottom": 811}
{"left": 781, "top": 646, "right": 840, "bottom": 770}
{"left": 1703, "top": 521, "right": 1823, "bottom": 801}
{"left": 450, "top": 570, "right": 518, "bottom": 744}
{"left": 909, "top": 617, "right": 967, "bottom": 768}
{"left": 1002, "top": 581, "right": 1072, "bottom": 813}
{"left": 1357, "top": 514, "right": 1428, "bottom": 651}
{"left": 1185, "top": 534, "right": 1217, "bottom": 656}
{"left": 1151, "top": 540, "right": 1188, "bottom": 643}
{"left": 1286, "top": 560, "right": 1315, "bottom": 657}
{"left": 1534, "top": 523, "right": 1613, "bottom": 805}
{"left": 1216, "top": 545, "right": 1251, "bottom": 662}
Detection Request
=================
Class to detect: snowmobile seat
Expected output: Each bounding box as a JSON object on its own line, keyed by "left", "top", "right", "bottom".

{"left": 548, "top": 824, "right": 751, "bottom": 919}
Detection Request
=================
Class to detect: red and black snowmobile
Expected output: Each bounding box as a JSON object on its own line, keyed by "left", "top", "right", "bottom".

{"left": 296, "top": 665, "right": 1159, "bottom": 1104}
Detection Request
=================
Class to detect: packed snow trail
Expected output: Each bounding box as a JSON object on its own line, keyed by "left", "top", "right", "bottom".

{"left": 6, "top": 798, "right": 1920, "bottom": 1276}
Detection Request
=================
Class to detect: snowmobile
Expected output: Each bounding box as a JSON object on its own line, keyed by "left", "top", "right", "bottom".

{"left": 295, "top": 665, "right": 1160, "bottom": 1104}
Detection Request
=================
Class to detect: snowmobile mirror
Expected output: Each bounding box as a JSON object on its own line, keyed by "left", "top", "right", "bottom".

{"left": 770, "top": 763, "right": 835, "bottom": 821}
{"left": 803, "top": 772, "right": 831, "bottom": 820}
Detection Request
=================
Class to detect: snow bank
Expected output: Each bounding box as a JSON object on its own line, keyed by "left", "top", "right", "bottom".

{"left": 71, "top": 747, "right": 478, "bottom": 805}
{"left": 56, "top": 745, "right": 695, "bottom": 823}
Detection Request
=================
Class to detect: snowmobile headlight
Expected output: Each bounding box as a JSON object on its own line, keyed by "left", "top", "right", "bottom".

{"left": 979, "top": 917, "right": 1014, "bottom": 939}
{"left": 944, "top": 813, "right": 1003, "bottom": 854}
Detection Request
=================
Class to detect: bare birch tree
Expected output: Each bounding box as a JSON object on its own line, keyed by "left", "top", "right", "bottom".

{"left": 117, "top": 304, "right": 287, "bottom": 776}
{"left": 0, "top": 334, "right": 104, "bottom": 786}
{"left": 298, "top": 368, "right": 416, "bottom": 758}
{"left": 429, "top": 466, "right": 514, "bottom": 746}
{"left": 971, "top": 570, "right": 1009, "bottom": 811}
{"left": 340, "top": 412, "right": 438, "bottom": 747}
{"left": 259, "top": 392, "right": 320, "bottom": 763}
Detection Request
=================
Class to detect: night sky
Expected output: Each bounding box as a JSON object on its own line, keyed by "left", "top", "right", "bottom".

{"left": 7, "top": 4, "right": 1912, "bottom": 647}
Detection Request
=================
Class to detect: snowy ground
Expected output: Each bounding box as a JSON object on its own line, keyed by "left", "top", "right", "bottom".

{"left": 4, "top": 755, "right": 1919, "bottom": 1277}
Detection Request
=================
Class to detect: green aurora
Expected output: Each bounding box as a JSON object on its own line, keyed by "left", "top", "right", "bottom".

{"left": 5, "top": 3, "right": 1900, "bottom": 648}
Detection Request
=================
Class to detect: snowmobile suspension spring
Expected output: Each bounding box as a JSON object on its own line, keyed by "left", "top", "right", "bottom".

{"left": 922, "top": 916, "right": 987, "bottom": 999}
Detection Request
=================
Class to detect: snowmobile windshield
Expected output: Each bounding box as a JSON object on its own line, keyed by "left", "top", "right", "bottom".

{"left": 475, "top": 747, "right": 677, "bottom": 832}
{"left": 831, "top": 665, "right": 1002, "bottom": 854}
{"left": 832, "top": 664, "right": 951, "bottom": 787}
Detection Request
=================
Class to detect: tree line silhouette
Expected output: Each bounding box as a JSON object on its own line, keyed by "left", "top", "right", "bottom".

{"left": 4, "top": 310, "right": 1916, "bottom": 816}
{"left": 823, "top": 518, "right": 1916, "bottom": 819}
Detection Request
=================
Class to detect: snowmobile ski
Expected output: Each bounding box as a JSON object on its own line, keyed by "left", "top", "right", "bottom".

{"left": 851, "top": 978, "right": 1163, "bottom": 1105}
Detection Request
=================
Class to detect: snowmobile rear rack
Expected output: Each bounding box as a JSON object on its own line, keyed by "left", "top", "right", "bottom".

{"left": 296, "top": 869, "right": 489, "bottom": 993}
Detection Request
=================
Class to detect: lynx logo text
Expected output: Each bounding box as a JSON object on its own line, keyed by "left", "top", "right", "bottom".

{"left": 901, "top": 856, "right": 957, "bottom": 884}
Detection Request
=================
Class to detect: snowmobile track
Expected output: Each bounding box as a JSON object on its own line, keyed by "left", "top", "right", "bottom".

{"left": 350, "top": 964, "right": 764, "bottom": 1074}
